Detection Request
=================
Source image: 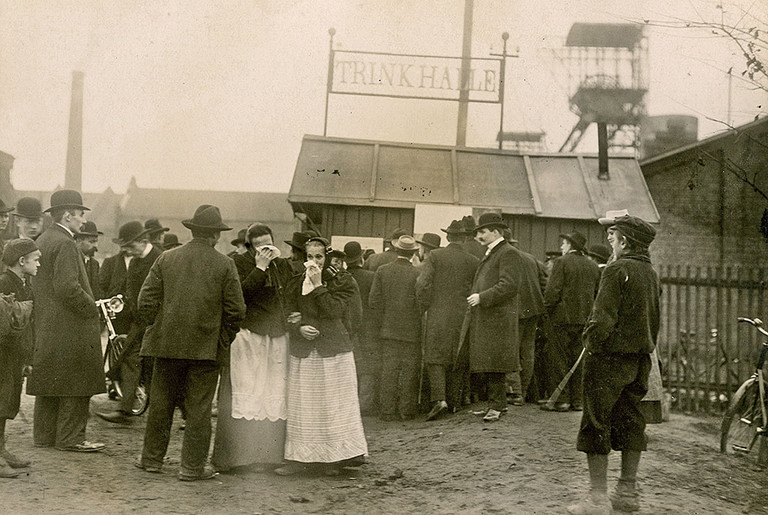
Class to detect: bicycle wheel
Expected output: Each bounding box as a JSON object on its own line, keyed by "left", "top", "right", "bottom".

{"left": 130, "top": 384, "right": 149, "bottom": 416}
{"left": 721, "top": 376, "right": 764, "bottom": 456}
{"left": 104, "top": 335, "right": 127, "bottom": 399}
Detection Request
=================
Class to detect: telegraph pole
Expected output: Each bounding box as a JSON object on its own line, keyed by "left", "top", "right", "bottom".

{"left": 456, "top": 0, "right": 473, "bottom": 147}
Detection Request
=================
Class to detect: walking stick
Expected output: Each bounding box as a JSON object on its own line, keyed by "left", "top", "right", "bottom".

{"left": 545, "top": 347, "right": 586, "bottom": 410}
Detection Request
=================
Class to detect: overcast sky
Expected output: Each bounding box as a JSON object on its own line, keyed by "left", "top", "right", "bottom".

{"left": 1, "top": 0, "right": 765, "bottom": 195}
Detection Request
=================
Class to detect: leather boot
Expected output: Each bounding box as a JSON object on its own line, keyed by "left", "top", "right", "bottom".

{"left": 610, "top": 479, "right": 640, "bottom": 512}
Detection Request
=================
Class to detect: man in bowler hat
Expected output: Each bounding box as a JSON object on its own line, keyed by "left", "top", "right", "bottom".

{"left": 136, "top": 204, "right": 245, "bottom": 480}
{"left": 75, "top": 221, "right": 103, "bottom": 300}
{"left": 27, "top": 190, "right": 106, "bottom": 452}
{"left": 13, "top": 197, "right": 44, "bottom": 241}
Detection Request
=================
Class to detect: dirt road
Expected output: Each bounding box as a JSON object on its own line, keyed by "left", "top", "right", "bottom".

{"left": 3, "top": 392, "right": 767, "bottom": 514}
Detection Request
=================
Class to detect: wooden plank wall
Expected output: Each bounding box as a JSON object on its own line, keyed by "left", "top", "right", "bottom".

{"left": 506, "top": 215, "right": 611, "bottom": 261}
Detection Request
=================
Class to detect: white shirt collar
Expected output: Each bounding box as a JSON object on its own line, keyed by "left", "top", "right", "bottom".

{"left": 485, "top": 237, "right": 505, "bottom": 255}
{"left": 140, "top": 242, "right": 153, "bottom": 259}
{"left": 55, "top": 223, "right": 75, "bottom": 237}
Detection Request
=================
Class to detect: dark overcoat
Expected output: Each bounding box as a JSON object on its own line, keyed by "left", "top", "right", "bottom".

{"left": 27, "top": 225, "right": 105, "bottom": 397}
{"left": 416, "top": 243, "right": 478, "bottom": 365}
{"left": 543, "top": 251, "right": 600, "bottom": 326}
{"left": 369, "top": 258, "right": 422, "bottom": 344}
{"left": 468, "top": 241, "right": 522, "bottom": 373}
{"left": 138, "top": 238, "right": 246, "bottom": 361}
{"left": 99, "top": 251, "right": 132, "bottom": 333}
{"left": 515, "top": 247, "right": 546, "bottom": 320}
{"left": 125, "top": 245, "right": 163, "bottom": 311}
{"left": 83, "top": 257, "right": 101, "bottom": 301}
{"left": 233, "top": 253, "right": 295, "bottom": 337}
{"left": 363, "top": 249, "right": 398, "bottom": 272}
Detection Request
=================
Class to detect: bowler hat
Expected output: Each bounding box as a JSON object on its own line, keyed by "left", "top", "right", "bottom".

{"left": 460, "top": 216, "right": 477, "bottom": 235}
{"left": 0, "top": 198, "right": 14, "bottom": 214}
{"left": 144, "top": 218, "right": 169, "bottom": 235}
{"left": 610, "top": 215, "right": 656, "bottom": 248}
{"left": 77, "top": 221, "right": 103, "bottom": 238}
{"left": 1, "top": 238, "right": 39, "bottom": 266}
{"left": 587, "top": 244, "right": 611, "bottom": 264}
{"left": 417, "top": 233, "right": 441, "bottom": 249}
{"left": 472, "top": 213, "right": 507, "bottom": 234}
{"left": 163, "top": 233, "right": 183, "bottom": 249}
{"left": 231, "top": 228, "right": 247, "bottom": 246}
{"left": 329, "top": 249, "right": 346, "bottom": 260}
{"left": 14, "top": 197, "right": 43, "bottom": 219}
{"left": 181, "top": 205, "right": 232, "bottom": 232}
{"left": 559, "top": 231, "right": 587, "bottom": 252}
{"left": 113, "top": 221, "right": 150, "bottom": 246}
{"left": 343, "top": 241, "right": 363, "bottom": 262}
{"left": 45, "top": 189, "right": 89, "bottom": 213}
{"left": 391, "top": 235, "right": 419, "bottom": 252}
{"left": 598, "top": 209, "right": 630, "bottom": 226}
{"left": 442, "top": 220, "right": 464, "bottom": 234}
{"left": 285, "top": 232, "right": 311, "bottom": 252}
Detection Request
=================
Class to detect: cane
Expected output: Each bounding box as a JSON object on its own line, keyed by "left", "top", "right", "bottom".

{"left": 544, "top": 347, "right": 586, "bottom": 410}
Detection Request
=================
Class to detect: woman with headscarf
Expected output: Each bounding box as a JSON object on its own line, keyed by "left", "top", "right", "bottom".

{"left": 212, "top": 223, "right": 294, "bottom": 471}
{"left": 275, "top": 237, "right": 368, "bottom": 476}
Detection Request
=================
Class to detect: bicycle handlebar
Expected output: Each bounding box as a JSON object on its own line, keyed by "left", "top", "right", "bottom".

{"left": 738, "top": 317, "right": 768, "bottom": 337}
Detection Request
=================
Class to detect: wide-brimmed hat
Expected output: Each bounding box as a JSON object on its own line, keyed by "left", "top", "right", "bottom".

{"left": 598, "top": 209, "right": 630, "bottom": 226}
{"left": 391, "top": 235, "right": 419, "bottom": 252}
{"left": 343, "top": 241, "right": 363, "bottom": 263}
{"left": 472, "top": 213, "right": 507, "bottom": 234}
{"left": 441, "top": 220, "right": 464, "bottom": 234}
{"left": 14, "top": 197, "right": 43, "bottom": 219}
{"left": 285, "top": 232, "right": 312, "bottom": 252}
{"left": 163, "top": 233, "right": 183, "bottom": 249}
{"left": 559, "top": 231, "right": 588, "bottom": 252}
{"left": 113, "top": 221, "right": 150, "bottom": 246}
{"left": 144, "top": 218, "right": 169, "bottom": 235}
{"left": 1, "top": 238, "right": 39, "bottom": 266}
{"left": 0, "top": 198, "right": 14, "bottom": 214}
{"left": 230, "top": 228, "right": 247, "bottom": 246}
{"left": 45, "top": 189, "right": 89, "bottom": 213}
{"left": 587, "top": 244, "right": 611, "bottom": 264}
{"left": 76, "top": 221, "right": 103, "bottom": 238}
{"left": 417, "top": 233, "right": 441, "bottom": 249}
{"left": 181, "top": 205, "right": 231, "bottom": 232}
{"left": 610, "top": 215, "right": 656, "bottom": 248}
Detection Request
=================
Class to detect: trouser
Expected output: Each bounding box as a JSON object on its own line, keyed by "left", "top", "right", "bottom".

{"left": 485, "top": 372, "right": 507, "bottom": 412}
{"left": 33, "top": 396, "right": 90, "bottom": 448}
{"left": 528, "top": 320, "right": 552, "bottom": 402}
{"left": 549, "top": 324, "right": 585, "bottom": 406}
{"left": 507, "top": 315, "right": 540, "bottom": 397}
{"left": 379, "top": 340, "right": 420, "bottom": 419}
{"left": 119, "top": 341, "right": 142, "bottom": 414}
{"left": 577, "top": 353, "right": 651, "bottom": 454}
{"left": 354, "top": 336, "right": 381, "bottom": 415}
{"left": 141, "top": 358, "right": 219, "bottom": 474}
{"left": 427, "top": 363, "right": 467, "bottom": 409}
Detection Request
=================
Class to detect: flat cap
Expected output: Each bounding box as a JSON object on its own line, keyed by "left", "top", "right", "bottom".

{"left": 610, "top": 215, "right": 656, "bottom": 248}
{"left": 2, "top": 238, "right": 39, "bottom": 266}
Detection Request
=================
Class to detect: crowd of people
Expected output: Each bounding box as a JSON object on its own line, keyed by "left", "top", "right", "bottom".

{"left": 0, "top": 190, "right": 661, "bottom": 514}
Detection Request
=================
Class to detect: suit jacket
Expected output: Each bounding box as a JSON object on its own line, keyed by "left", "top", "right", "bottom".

{"left": 543, "top": 251, "right": 600, "bottom": 326}
{"left": 138, "top": 238, "right": 246, "bottom": 361}
{"left": 28, "top": 225, "right": 104, "bottom": 396}
{"left": 99, "top": 251, "right": 132, "bottom": 333}
{"left": 416, "top": 243, "right": 478, "bottom": 365}
{"left": 468, "top": 241, "right": 522, "bottom": 373}
{"left": 125, "top": 244, "right": 163, "bottom": 312}
{"left": 363, "top": 249, "right": 398, "bottom": 272}
{"left": 369, "top": 258, "right": 422, "bottom": 344}
{"left": 515, "top": 248, "right": 546, "bottom": 320}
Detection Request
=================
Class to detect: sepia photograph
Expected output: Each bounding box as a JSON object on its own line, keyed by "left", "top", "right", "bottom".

{"left": 1, "top": 0, "right": 767, "bottom": 513}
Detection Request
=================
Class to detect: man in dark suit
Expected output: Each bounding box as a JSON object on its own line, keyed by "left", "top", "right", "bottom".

{"left": 136, "top": 205, "right": 245, "bottom": 481}
{"left": 75, "top": 221, "right": 102, "bottom": 300}
{"left": 369, "top": 235, "right": 422, "bottom": 421}
{"left": 417, "top": 220, "right": 478, "bottom": 420}
{"left": 542, "top": 231, "right": 600, "bottom": 412}
{"left": 344, "top": 241, "right": 378, "bottom": 414}
{"left": 98, "top": 221, "right": 162, "bottom": 423}
{"left": 466, "top": 213, "right": 522, "bottom": 422}
{"left": 28, "top": 190, "right": 106, "bottom": 453}
{"left": 364, "top": 228, "right": 407, "bottom": 272}
{"left": 99, "top": 227, "right": 135, "bottom": 335}
{"left": 460, "top": 216, "right": 486, "bottom": 260}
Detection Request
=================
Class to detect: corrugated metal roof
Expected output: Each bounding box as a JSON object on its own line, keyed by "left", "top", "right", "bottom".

{"left": 565, "top": 23, "right": 644, "bottom": 49}
{"left": 289, "top": 135, "right": 659, "bottom": 223}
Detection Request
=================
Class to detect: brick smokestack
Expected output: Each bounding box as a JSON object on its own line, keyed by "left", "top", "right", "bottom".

{"left": 65, "top": 71, "right": 84, "bottom": 191}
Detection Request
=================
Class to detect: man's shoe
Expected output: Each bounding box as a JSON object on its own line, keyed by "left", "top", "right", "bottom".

{"left": 56, "top": 441, "right": 105, "bottom": 453}
{"left": 483, "top": 409, "right": 502, "bottom": 422}
{"left": 426, "top": 400, "right": 448, "bottom": 421}
{"left": 0, "top": 461, "right": 20, "bottom": 478}
{"left": 567, "top": 491, "right": 614, "bottom": 514}
{"left": 179, "top": 464, "right": 218, "bottom": 482}
{"left": 1, "top": 449, "right": 30, "bottom": 468}
{"left": 97, "top": 410, "right": 131, "bottom": 424}
{"left": 134, "top": 459, "right": 162, "bottom": 473}
{"left": 540, "top": 402, "right": 570, "bottom": 412}
{"left": 508, "top": 393, "right": 524, "bottom": 406}
{"left": 610, "top": 482, "right": 640, "bottom": 512}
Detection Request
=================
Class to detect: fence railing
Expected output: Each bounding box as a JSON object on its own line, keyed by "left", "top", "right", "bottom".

{"left": 659, "top": 265, "right": 768, "bottom": 414}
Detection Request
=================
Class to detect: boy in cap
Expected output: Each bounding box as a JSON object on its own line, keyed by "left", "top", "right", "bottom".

{"left": 568, "top": 215, "right": 660, "bottom": 514}
{"left": 0, "top": 239, "right": 40, "bottom": 476}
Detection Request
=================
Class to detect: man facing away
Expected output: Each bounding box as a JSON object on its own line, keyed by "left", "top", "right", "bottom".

{"left": 136, "top": 204, "right": 245, "bottom": 481}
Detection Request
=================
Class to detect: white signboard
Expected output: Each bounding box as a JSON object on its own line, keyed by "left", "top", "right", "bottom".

{"left": 413, "top": 204, "right": 472, "bottom": 237}
{"left": 330, "top": 235, "right": 384, "bottom": 255}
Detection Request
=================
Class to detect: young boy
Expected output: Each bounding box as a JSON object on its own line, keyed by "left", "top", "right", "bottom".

{"left": 0, "top": 239, "right": 40, "bottom": 477}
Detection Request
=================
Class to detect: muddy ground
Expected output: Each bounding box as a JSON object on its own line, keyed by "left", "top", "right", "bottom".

{"left": 3, "top": 391, "right": 768, "bottom": 514}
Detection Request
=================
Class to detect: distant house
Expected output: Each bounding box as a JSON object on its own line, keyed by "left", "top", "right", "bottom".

{"left": 640, "top": 117, "right": 768, "bottom": 268}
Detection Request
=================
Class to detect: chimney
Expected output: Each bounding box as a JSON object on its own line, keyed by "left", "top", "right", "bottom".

{"left": 65, "top": 71, "right": 84, "bottom": 191}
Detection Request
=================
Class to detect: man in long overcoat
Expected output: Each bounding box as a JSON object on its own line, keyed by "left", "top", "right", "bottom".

{"left": 136, "top": 205, "right": 245, "bottom": 481}
{"left": 28, "top": 190, "right": 106, "bottom": 452}
{"left": 466, "top": 213, "right": 522, "bottom": 422}
{"left": 417, "top": 220, "right": 478, "bottom": 420}
{"left": 364, "top": 228, "right": 406, "bottom": 272}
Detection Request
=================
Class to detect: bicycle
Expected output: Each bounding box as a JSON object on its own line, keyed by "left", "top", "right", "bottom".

{"left": 96, "top": 295, "right": 149, "bottom": 416}
{"left": 720, "top": 316, "right": 768, "bottom": 462}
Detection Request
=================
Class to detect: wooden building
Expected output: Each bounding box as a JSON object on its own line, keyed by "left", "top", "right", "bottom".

{"left": 288, "top": 135, "right": 659, "bottom": 259}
